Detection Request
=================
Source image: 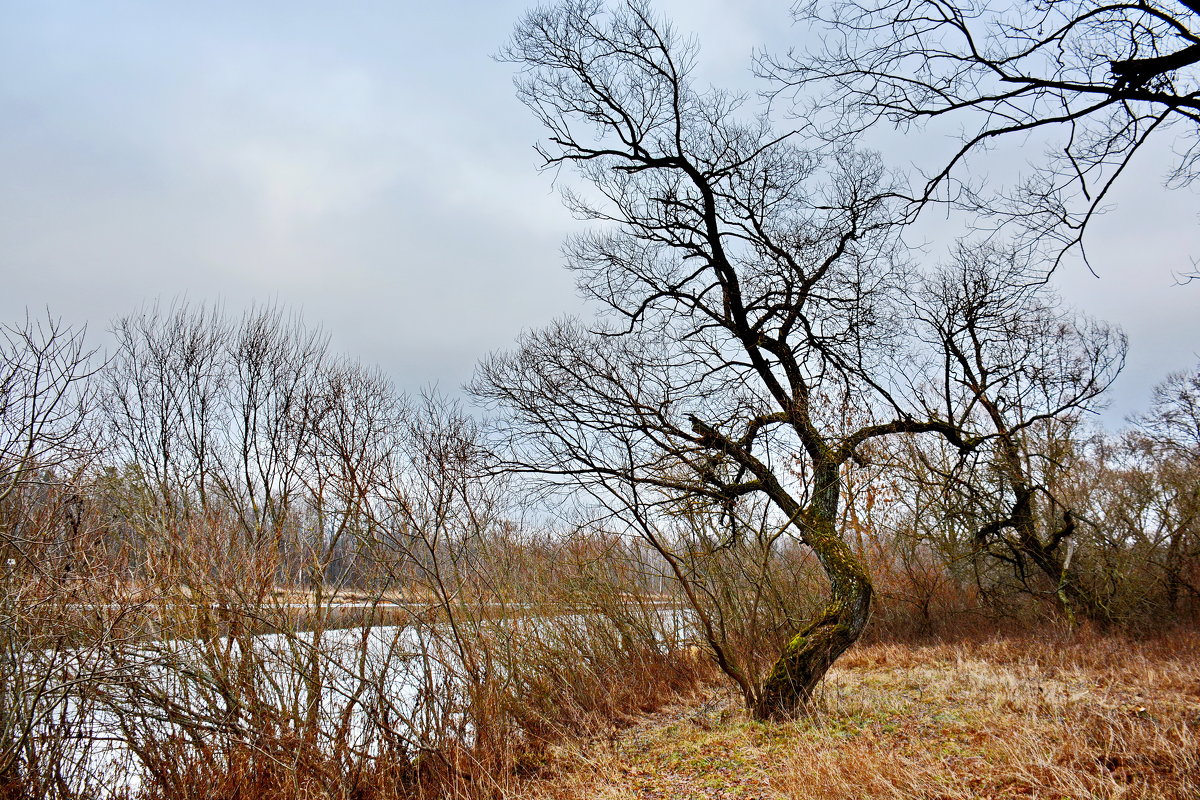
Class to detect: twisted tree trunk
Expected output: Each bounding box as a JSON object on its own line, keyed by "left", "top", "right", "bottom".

{"left": 754, "top": 463, "right": 873, "bottom": 719}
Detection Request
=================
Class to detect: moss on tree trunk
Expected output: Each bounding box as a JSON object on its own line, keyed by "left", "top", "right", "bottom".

{"left": 753, "top": 465, "right": 873, "bottom": 719}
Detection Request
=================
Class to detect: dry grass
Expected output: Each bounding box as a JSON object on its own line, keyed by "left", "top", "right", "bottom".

{"left": 518, "top": 627, "right": 1200, "bottom": 800}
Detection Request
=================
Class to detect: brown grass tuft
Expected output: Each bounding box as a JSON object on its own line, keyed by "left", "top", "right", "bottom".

{"left": 520, "top": 626, "right": 1200, "bottom": 800}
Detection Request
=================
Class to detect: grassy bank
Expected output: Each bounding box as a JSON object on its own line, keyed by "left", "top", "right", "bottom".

{"left": 518, "top": 627, "right": 1200, "bottom": 800}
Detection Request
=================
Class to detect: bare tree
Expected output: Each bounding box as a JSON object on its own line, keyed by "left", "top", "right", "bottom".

{"left": 770, "top": 1, "right": 1200, "bottom": 270}
{"left": 912, "top": 243, "right": 1126, "bottom": 622}
{"left": 1135, "top": 362, "right": 1200, "bottom": 456}
{"left": 0, "top": 312, "right": 98, "bottom": 509}
{"left": 104, "top": 301, "right": 330, "bottom": 549}
{"left": 104, "top": 302, "right": 230, "bottom": 527}
{"left": 0, "top": 316, "right": 140, "bottom": 797}
{"left": 480, "top": 0, "right": 978, "bottom": 718}
{"left": 1126, "top": 363, "right": 1200, "bottom": 612}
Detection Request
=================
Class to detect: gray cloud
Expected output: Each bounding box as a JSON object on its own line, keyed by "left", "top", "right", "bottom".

{"left": 1, "top": 0, "right": 1195, "bottom": 424}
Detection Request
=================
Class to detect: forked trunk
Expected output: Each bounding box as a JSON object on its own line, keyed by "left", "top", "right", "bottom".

{"left": 1010, "top": 491, "right": 1106, "bottom": 625}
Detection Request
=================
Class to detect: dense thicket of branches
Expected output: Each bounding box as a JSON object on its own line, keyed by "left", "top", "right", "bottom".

{"left": 0, "top": 302, "right": 704, "bottom": 799}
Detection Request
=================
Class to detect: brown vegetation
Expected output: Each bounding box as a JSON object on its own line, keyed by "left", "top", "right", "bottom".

{"left": 521, "top": 627, "right": 1200, "bottom": 800}
{"left": 2, "top": 298, "right": 1199, "bottom": 798}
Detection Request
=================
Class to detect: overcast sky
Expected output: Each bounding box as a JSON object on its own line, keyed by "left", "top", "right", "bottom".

{"left": 2, "top": 1, "right": 1196, "bottom": 427}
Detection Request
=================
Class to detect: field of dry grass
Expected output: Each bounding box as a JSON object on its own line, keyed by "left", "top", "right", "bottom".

{"left": 518, "top": 627, "right": 1200, "bottom": 800}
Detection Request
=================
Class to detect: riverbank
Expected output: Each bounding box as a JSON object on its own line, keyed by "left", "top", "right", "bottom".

{"left": 515, "top": 628, "right": 1200, "bottom": 800}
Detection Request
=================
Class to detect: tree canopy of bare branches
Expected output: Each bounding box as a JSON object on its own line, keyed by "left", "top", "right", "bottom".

{"left": 0, "top": 312, "right": 98, "bottom": 507}
{"left": 911, "top": 245, "right": 1126, "bottom": 620}
{"left": 476, "top": 0, "right": 1002, "bottom": 718}
{"left": 769, "top": 0, "right": 1200, "bottom": 270}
